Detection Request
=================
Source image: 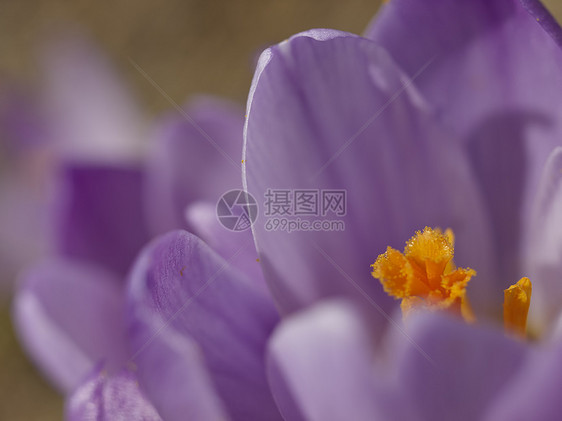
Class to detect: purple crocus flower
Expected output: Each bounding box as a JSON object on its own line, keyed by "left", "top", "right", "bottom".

{"left": 13, "top": 0, "right": 562, "bottom": 420}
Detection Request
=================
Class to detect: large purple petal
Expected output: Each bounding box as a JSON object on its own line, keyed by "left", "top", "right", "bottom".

{"left": 53, "top": 163, "right": 150, "bottom": 277}
{"left": 243, "top": 30, "right": 495, "bottom": 316}
{"left": 41, "top": 34, "right": 146, "bottom": 163}
{"left": 524, "top": 147, "right": 562, "bottom": 335}
{"left": 145, "top": 97, "right": 244, "bottom": 235}
{"left": 13, "top": 259, "right": 128, "bottom": 393}
{"left": 267, "top": 299, "right": 415, "bottom": 421}
{"left": 395, "top": 313, "right": 528, "bottom": 421}
{"left": 482, "top": 338, "right": 562, "bottom": 421}
{"left": 366, "top": 0, "right": 562, "bottom": 285}
{"left": 66, "top": 366, "right": 162, "bottom": 421}
{"left": 127, "top": 230, "right": 282, "bottom": 420}
{"left": 128, "top": 311, "right": 230, "bottom": 421}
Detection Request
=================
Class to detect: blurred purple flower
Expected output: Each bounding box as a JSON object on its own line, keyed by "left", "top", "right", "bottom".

{"left": 10, "top": 33, "right": 258, "bottom": 400}
{"left": 12, "top": 0, "right": 562, "bottom": 420}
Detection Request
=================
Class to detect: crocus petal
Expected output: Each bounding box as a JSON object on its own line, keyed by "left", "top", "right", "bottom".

{"left": 520, "top": 0, "right": 562, "bottom": 45}
{"left": 267, "top": 299, "right": 415, "bottom": 421}
{"left": 145, "top": 97, "right": 244, "bottom": 235}
{"left": 524, "top": 146, "right": 562, "bottom": 335}
{"left": 128, "top": 311, "right": 230, "bottom": 421}
{"left": 53, "top": 163, "right": 150, "bottom": 277}
{"left": 0, "top": 175, "right": 50, "bottom": 294}
{"left": 395, "top": 313, "right": 528, "bottom": 421}
{"left": 13, "top": 259, "right": 129, "bottom": 393}
{"left": 185, "top": 201, "right": 267, "bottom": 291}
{"left": 66, "top": 366, "right": 162, "bottom": 421}
{"left": 41, "top": 33, "right": 146, "bottom": 163}
{"left": 127, "top": 230, "right": 282, "bottom": 420}
{"left": 483, "top": 339, "right": 562, "bottom": 421}
{"left": 243, "top": 30, "right": 495, "bottom": 316}
{"left": 0, "top": 86, "right": 51, "bottom": 152}
{"left": 367, "top": 0, "right": 562, "bottom": 284}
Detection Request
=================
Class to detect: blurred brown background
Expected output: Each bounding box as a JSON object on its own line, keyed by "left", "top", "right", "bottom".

{"left": 1, "top": 0, "right": 561, "bottom": 419}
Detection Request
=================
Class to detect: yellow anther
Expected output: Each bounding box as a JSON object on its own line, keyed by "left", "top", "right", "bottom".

{"left": 372, "top": 227, "right": 476, "bottom": 321}
{"left": 503, "top": 277, "right": 532, "bottom": 339}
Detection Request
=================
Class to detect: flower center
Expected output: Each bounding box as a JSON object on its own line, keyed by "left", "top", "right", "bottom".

{"left": 371, "top": 227, "right": 532, "bottom": 338}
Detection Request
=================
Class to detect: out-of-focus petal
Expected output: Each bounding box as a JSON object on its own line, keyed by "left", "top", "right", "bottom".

{"left": 483, "top": 339, "right": 562, "bottom": 421}
{"left": 0, "top": 175, "right": 50, "bottom": 294}
{"left": 0, "top": 86, "right": 51, "bottom": 152}
{"left": 243, "top": 30, "right": 495, "bottom": 316}
{"left": 267, "top": 300, "right": 414, "bottom": 421}
{"left": 128, "top": 311, "right": 230, "bottom": 421}
{"left": 524, "top": 147, "right": 562, "bottom": 335}
{"left": 41, "top": 34, "right": 146, "bottom": 163}
{"left": 13, "top": 259, "right": 128, "bottom": 393}
{"left": 66, "top": 366, "right": 162, "bottom": 421}
{"left": 145, "top": 97, "right": 244, "bottom": 235}
{"left": 53, "top": 163, "right": 150, "bottom": 277}
{"left": 127, "top": 230, "right": 282, "bottom": 420}
{"left": 366, "top": 0, "right": 562, "bottom": 284}
{"left": 395, "top": 313, "right": 528, "bottom": 421}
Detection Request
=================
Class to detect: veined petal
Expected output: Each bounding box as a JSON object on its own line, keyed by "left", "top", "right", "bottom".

{"left": 185, "top": 201, "right": 267, "bottom": 292}
{"left": 367, "top": 0, "right": 562, "bottom": 285}
{"left": 53, "top": 163, "right": 150, "bottom": 277}
{"left": 267, "top": 300, "right": 414, "bottom": 421}
{"left": 127, "top": 230, "right": 282, "bottom": 420}
{"left": 13, "top": 259, "right": 128, "bottom": 393}
{"left": 243, "top": 30, "right": 495, "bottom": 316}
{"left": 66, "top": 366, "right": 162, "bottom": 421}
{"left": 145, "top": 97, "right": 244, "bottom": 235}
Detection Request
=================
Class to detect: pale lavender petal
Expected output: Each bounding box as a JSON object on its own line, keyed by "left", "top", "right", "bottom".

{"left": 53, "top": 163, "right": 150, "bottom": 277}
{"left": 13, "top": 259, "right": 129, "bottom": 393}
{"left": 41, "top": 34, "right": 146, "bottom": 163}
{"left": 128, "top": 311, "right": 230, "bottom": 421}
{"left": 145, "top": 97, "right": 244, "bottom": 235}
{"left": 244, "top": 30, "right": 495, "bottom": 316}
{"left": 396, "top": 313, "right": 528, "bottom": 421}
{"left": 127, "top": 230, "right": 282, "bottom": 420}
{"left": 524, "top": 147, "right": 562, "bottom": 335}
{"left": 483, "top": 339, "right": 562, "bottom": 421}
{"left": 267, "top": 300, "right": 415, "bottom": 421}
{"left": 367, "top": 0, "right": 562, "bottom": 284}
{"left": 66, "top": 366, "right": 162, "bottom": 421}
